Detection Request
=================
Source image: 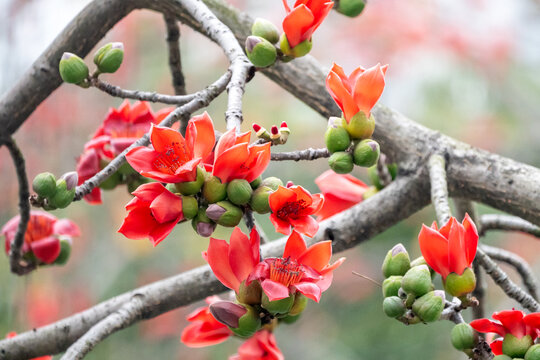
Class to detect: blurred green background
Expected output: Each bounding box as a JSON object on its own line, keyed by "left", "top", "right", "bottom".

{"left": 1, "top": 0, "right": 539, "bottom": 358}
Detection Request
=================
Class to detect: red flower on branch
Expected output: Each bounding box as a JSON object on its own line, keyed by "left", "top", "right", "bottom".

{"left": 326, "top": 63, "right": 388, "bottom": 121}
{"left": 246, "top": 231, "right": 345, "bottom": 302}
{"left": 118, "top": 183, "right": 184, "bottom": 246}
{"left": 181, "top": 296, "right": 232, "bottom": 348}
{"left": 269, "top": 185, "right": 324, "bottom": 237}
{"left": 229, "top": 330, "right": 284, "bottom": 360}
{"left": 282, "top": 0, "right": 334, "bottom": 48}
{"left": 212, "top": 128, "right": 271, "bottom": 183}
{"left": 314, "top": 170, "right": 368, "bottom": 221}
{"left": 418, "top": 214, "right": 478, "bottom": 279}
{"left": 126, "top": 112, "right": 215, "bottom": 183}
{"left": 2, "top": 211, "right": 80, "bottom": 264}
{"left": 5, "top": 332, "right": 52, "bottom": 360}
{"left": 470, "top": 310, "right": 540, "bottom": 355}
{"left": 204, "top": 227, "right": 261, "bottom": 292}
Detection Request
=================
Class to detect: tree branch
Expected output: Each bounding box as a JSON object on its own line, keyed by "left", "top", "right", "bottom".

{"left": 270, "top": 148, "right": 329, "bottom": 161}
{"left": 479, "top": 214, "right": 540, "bottom": 238}
{"left": 376, "top": 152, "right": 392, "bottom": 187}
{"left": 163, "top": 15, "right": 186, "bottom": 96}
{"left": 428, "top": 154, "right": 451, "bottom": 225}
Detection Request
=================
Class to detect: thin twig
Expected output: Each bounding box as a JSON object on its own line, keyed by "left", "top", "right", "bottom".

{"left": 428, "top": 154, "right": 451, "bottom": 225}
{"left": 270, "top": 148, "right": 329, "bottom": 161}
{"left": 376, "top": 153, "right": 392, "bottom": 187}
{"left": 479, "top": 214, "right": 540, "bottom": 238}
{"left": 164, "top": 15, "right": 186, "bottom": 96}
{"left": 440, "top": 299, "right": 464, "bottom": 324}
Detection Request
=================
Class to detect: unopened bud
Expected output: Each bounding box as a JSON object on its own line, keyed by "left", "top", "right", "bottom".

{"left": 328, "top": 151, "right": 354, "bottom": 174}
{"left": 237, "top": 280, "right": 262, "bottom": 305}
{"left": 61, "top": 172, "right": 78, "bottom": 191}
{"left": 49, "top": 178, "right": 76, "bottom": 209}
{"left": 59, "top": 53, "right": 89, "bottom": 84}
{"left": 53, "top": 237, "right": 72, "bottom": 265}
{"left": 206, "top": 201, "right": 243, "bottom": 227}
{"left": 383, "top": 296, "right": 406, "bottom": 318}
{"left": 279, "top": 33, "right": 312, "bottom": 58}
{"left": 410, "top": 256, "right": 436, "bottom": 279}
{"left": 353, "top": 139, "right": 380, "bottom": 167}
{"left": 492, "top": 356, "right": 512, "bottom": 360}
{"left": 227, "top": 179, "right": 253, "bottom": 206}
{"left": 525, "top": 344, "right": 540, "bottom": 360}
{"left": 401, "top": 265, "right": 433, "bottom": 297}
{"left": 261, "top": 292, "right": 294, "bottom": 315}
{"left": 191, "top": 208, "right": 215, "bottom": 237}
{"left": 33, "top": 172, "right": 57, "bottom": 198}
{"left": 94, "top": 42, "right": 124, "bottom": 74}
{"left": 382, "top": 276, "right": 403, "bottom": 298}
{"left": 270, "top": 125, "right": 281, "bottom": 142}
{"left": 289, "top": 293, "right": 308, "bottom": 316}
{"left": 325, "top": 117, "right": 351, "bottom": 153}
{"left": 175, "top": 167, "right": 205, "bottom": 195}
{"left": 210, "top": 302, "right": 261, "bottom": 338}
{"left": 279, "top": 123, "right": 290, "bottom": 144}
{"left": 251, "top": 18, "right": 280, "bottom": 44}
{"left": 451, "top": 323, "right": 478, "bottom": 352}
{"left": 260, "top": 177, "right": 283, "bottom": 191}
{"left": 249, "top": 186, "right": 272, "bottom": 214}
{"left": 253, "top": 123, "right": 271, "bottom": 141}
{"left": 444, "top": 267, "right": 476, "bottom": 297}
{"left": 411, "top": 290, "right": 445, "bottom": 323}
{"left": 336, "top": 0, "right": 366, "bottom": 17}
{"left": 382, "top": 243, "right": 411, "bottom": 278}
{"left": 250, "top": 176, "right": 262, "bottom": 189}
{"left": 181, "top": 196, "right": 198, "bottom": 220}
{"left": 202, "top": 175, "right": 227, "bottom": 203}
{"left": 502, "top": 334, "right": 533, "bottom": 358}
{"left": 245, "top": 36, "right": 277, "bottom": 68}
{"left": 343, "top": 111, "right": 375, "bottom": 140}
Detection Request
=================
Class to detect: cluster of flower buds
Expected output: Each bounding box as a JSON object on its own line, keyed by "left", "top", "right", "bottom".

{"left": 381, "top": 244, "right": 446, "bottom": 325}
{"left": 59, "top": 42, "right": 124, "bottom": 86}
{"left": 32, "top": 171, "right": 78, "bottom": 210}
{"left": 245, "top": 19, "right": 280, "bottom": 68}
{"left": 252, "top": 122, "right": 290, "bottom": 145}
{"left": 335, "top": 0, "right": 366, "bottom": 17}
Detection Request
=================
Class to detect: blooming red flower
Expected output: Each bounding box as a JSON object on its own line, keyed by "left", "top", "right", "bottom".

{"left": 2, "top": 211, "right": 80, "bottom": 264}
{"left": 76, "top": 100, "right": 172, "bottom": 204}
{"left": 118, "top": 182, "right": 184, "bottom": 246}
{"left": 211, "top": 128, "right": 271, "bottom": 184}
{"left": 181, "top": 296, "right": 232, "bottom": 348}
{"left": 268, "top": 185, "right": 324, "bottom": 237}
{"left": 229, "top": 330, "right": 284, "bottom": 360}
{"left": 5, "top": 332, "right": 52, "bottom": 360}
{"left": 204, "top": 227, "right": 260, "bottom": 292}
{"left": 314, "top": 170, "right": 368, "bottom": 221}
{"left": 282, "top": 0, "right": 334, "bottom": 48}
{"left": 418, "top": 214, "right": 478, "bottom": 279}
{"left": 246, "top": 231, "right": 344, "bottom": 302}
{"left": 470, "top": 310, "right": 540, "bottom": 355}
{"left": 126, "top": 112, "right": 215, "bottom": 183}
{"left": 326, "top": 63, "right": 388, "bottom": 122}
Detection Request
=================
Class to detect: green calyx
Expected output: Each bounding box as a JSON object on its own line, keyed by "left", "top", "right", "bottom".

{"left": 382, "top": 243, "right": 411, "bottom": 277}
{"left": 328, "top": 151, "right": 354, "bottom": 174}
{"left": 383, "top": 296, "right": 406, "bottom": 318}
{"left": 411, "top": 290, "right": 445, "bottom": 323}
{"left": 32, "top": 172, "right": 57, "bottom": 198}
{"left": 444, "top": 267, "right": 476, "bottom": 297}
{"left": 502, "top": 334, "right": 533, "bottom": 358}
{"left": 236, "top": 280, "right": 263, "bottom": 305}
{"left": 261, "top": 292, "right": 294, "bottom": 315}
{"left": 336, "top": 0, "right": 366, "bottom": 17}
{"left": 94, "top": 42, "right": 124, "bottom": 74}
{"left": 260, "top": 177, "right": 283, "bottom": 191}
{"left": 227, "top": 179, "right": 253, "bottom": 206}
{"left": 343, "top": 112, "right": 375, "bottom": 140}
{"left": 208, "top": 201, "right": 243, "bottom": 227}
{"left": 250, "top": 176, "right": 262, "bottom": 189}
{"left": 230, "top": 305, "right": 262, "bottom": 338}
{"left": 289, "top": 293, "right": 308, "bottom": 316}
{"left": 245, "top": 36, "right": 277, "bottom": 68}
{"left": 251, "top": 18, "right": 280, "bottom": 44}
{"left": 382, "top": 276, "right": 403, "bottom": 298}
{"left": 53, "top": 238, "right": 72, "bottom": 265}
{"left": 401, "top": 265, "right": 433, "bottom": 297}
{"left": 181, "top": 196, "right": 199, "bottom": 220}
{"left": 451, "top": 323, "right": 477, "bottom": 351}
{"left": 59, "top": 53, "right": 89, "bottom": 85}
{"left": 353, "top": 139, "right": 380, "bottom": 167}
{"left": 325, "top": 117, "right": 351, "bottom": 153}
{"left": 202, "top": 175, "right": 227, "bottom": 203}
{"left": 49, "top": 179, "right": 75, "bottom": 209}
{"left": 249, "top": 186, "right": 273, "bottom": 214}
{"left": 175, "top": 167, "right": 205, "bottom": 195}
{"left": 279, "top": 33, "right": 312, "bottom": 58}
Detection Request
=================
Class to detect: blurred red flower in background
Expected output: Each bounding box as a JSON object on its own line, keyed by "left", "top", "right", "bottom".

{"left": 181, "top": 296, "right": 232, "bottom": 348}
{"left": 229, "top": 330, "right": 284, "bottom": 360}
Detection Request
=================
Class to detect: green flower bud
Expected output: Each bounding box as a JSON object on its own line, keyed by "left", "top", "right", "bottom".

{"left": 387, "top": 163, "right": 398, "bottom": 179}
{"left": 444, "top": 267, "right": 476, "bottom": 297}
{"left": 49, "top": 173, "right": 77, "bottom": 209}
{"left": 289, "top": 293, "right": 308, "bottom": 316}
{"left": 261, "top": 177, "right": 283, "bottom": 191}
{"left": 368, "top": 165, "right": 383, "bottom": 190}
{"left": 251, "top": 18, "right": 280, "bottom": 44}
{"left": 99, "top": 171, "right": 122, "bottom": 190}
{"left": 451, "top": 323, "right": 478, "bottom": 351}
{"left": 336, "top": 0, "right": 366, "bottom": 17}
{"left": 210, "top": 301, "right": 261, "bottom": 338}
{"left": 175, "top": 167, "right": 205, "bottom": 195}
{"left": 231, "top": 305, "right": 262, "bottom": 338}
{"left": 250, "top": 176, "right": 262, "bottom": 189}
{"left": 343, "top": 111, "right": 375, "bottom": 140}
{"left": 236, "top": 280, "right": 263, "bottom": 305}
{"left": 412, "top": 290, "right": 445, "bottom": 323}
{"left": 362, "top": 186, "right": 378, "bottom": 200}
{"left": 32, "top": 172, "right": 57, "bottom": 198}
{"left": 328, "top": 151, "right": 354, "bottom": 174}
{"left": 202, "top": 175, "right": 227, "bottom": 203}
{"left": 261, "top": 292, "right": 294, "bottom": 315}
{"left": 191, "top": 207, "right": 216, "bottom": 237}
{"left": 245, "top": 36, "right": 277, "bottom": 68}
{"left": 206, "top": 201, "right": 243, "bottom": 227}
{"left": 493, "top": 356, "right": 512, "bottom": 360}
{"left": 279, "top": 33, "right": 312, "bottom": 58}
{"left": 59, "top": 53, "right": 89, "bottom": 84}
{"left": 280, "top": 313, "right": 301, "bottom": 324}
{"left": 525, "top": 344, "right": 540, "bottom": 360}
{"left": 382, "top": 243, "right": 411, "bottom": 278}
{"left": 94, "top": 42, "right": 124, "bottom": 74}
{"left": 325, "top": 117, "right": 351, "bottom": 153}
{"left": 353, "top": 139, "right": 380, "bottom": 167}
{"left": 181, "top": 196, "right": 198, "bottom": 220}
{"left": 382, "top": 276, "right": 403, "bottom": 298}
{"left": 383, "top": 296, "right": 406, "bottom": 318}
{"left": 249, "top": 186, "right": 272, "bottom": 214}
{"left": 401, "top": 265, "right": 432, "bottom": 297}
{"left": 53, "top": 237, "right": 72, "bottom": 265}
{"left": 227, "top": 179, "right": 253, "bottom": 206}
{"left": 502, "top": 334, "right": 533, "bottom": 358}
{"left": 410, "top": 256, "right": 436, "bottom": 279}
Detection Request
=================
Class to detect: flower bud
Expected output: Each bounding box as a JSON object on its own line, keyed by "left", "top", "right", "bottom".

{"left": 493, "top": 356, "right": 512, "bottom": 360}
{"left": 49, "top": 178, "right": 76, "bottom": 209}
{"left": 206, "top": 201, "right": 243, "bottom": 227}
{"left": 33, "top": 172, "right": 57, "bottom": 198}
{"left": 251, "top": 18, "right": 280, "bottom": 44}
{"left": 202, "top": 175, "right": 227, "bottom": 203}
{"left": 382, "top": 276, "right": 403, "bottom": 298}
{"left": 261, "top": 177, "right": 283, "bottom": 191}
{"left": 411, "top": 290, "right": 445, "bottom": 323}
{"left": 343, "top": 111, "right": 375, "bottom": 139}
{"left": 401, "top": 265, "right": 432, "bottom": 297}
{"left": 444, "top": 267, "right": 476, "bottom": 297}
{"left": 279, "top": 33, "right": 312, "bottom": 58}
{"left": 59, "top": 53, "right": 89, "bottom": 84}
{"left": 325, "top": 117, "right": 351, "bottom": 153}
{"left": 353, "top": 139, "right": 380, "bottom": 167}
{"left": 279, "top": 121, "right": 290, "bottom": 144}
{"left": 250, "top": 176, "right": 262, "bottom": 189}
{"left": 502, "top": 334, "right": 533, "bottom": 358}
{"left": 280, "top": 313, "right": 301, "bottom": 324}
{"left": 62, "top": 172, "right": 78, "bottom": 191}
{"left": 336, "top": 0, "right": 366, "bottom": 17}
{"left": 236, "top": 280, "right": 262, "bottom": 305}
{"left": 451, "top": 323, "right": 478, "bottom": 352}
{"left": 289, "top": 293, "right": 308, "bottom": 316}
{"left": 191, "top": 208, "right": 216, "bottom": 237}
{"left": 181, "top": 196, "right": 198, "bottom": 220}
{"left": 253, "top": 123, "right": 271, "bottom": 141}
{"left": 245, "top": 36, "right": 277, "bottom": 68}
{"left": 94, "top": 42, "right": 124, "bottom": 74}
{"left": 328, "top": 152, "right": 354, "bottom": 174}
{"left": 410, "top": 256, "right": 436, "bottom": 278}
{"left": 525, "top": 344, "right": 540, "bottom": 360}
{"left": 53, "top": 237, "right": 72, "bottom": 265}
{"left": 175, "top": 167, "right": 205, "bottom": 195}
{"left": 362, "top": 186, "right": 378, "bottom": 200}
{"left": 368, "top": 165, "right": 383, "bottom": 190}
{"left": 249, "top": 186, "right": 272, "bottom": 214}
{"left": 270, "top": 125, "right": 281, "bottom": 143}
{"left": 227, "top": 179, "right": 253, "bottom": 206}
{"left": 210, "top": 301, "right": 261, "bottom": 338}
{"left": 99, "top": 171, "right": 122, "bottom": 190}
{"left": 383, "top": 296, "right": 406, "bottom": 318}
{"left": 382, "top": 243, "right": 411, "bottom": 278}
{"left": 261, "top": 292, "right": 294, "bottom": 315}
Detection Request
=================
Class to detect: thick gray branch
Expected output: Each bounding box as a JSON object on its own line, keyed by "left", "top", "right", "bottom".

{"left": 428, "top": 154, "right": 451, "bottom": 225}
{"left": 270, "top": 148, "right": 329, "bottom": 161}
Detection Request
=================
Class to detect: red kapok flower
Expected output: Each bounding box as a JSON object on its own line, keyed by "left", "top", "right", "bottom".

{"left": 118, "top": 182, "right": 184, "bottom": 246}
{"left": 204, "top": 227, "right": 260, "bottom": 292}
{"left": 470, "top": 310, "right": 540, "bottom": 355}
{"left": 282, "top": 0, "right": 334, "bottom": 48}
{"left": 314, "top": 170, "right": 368, "bottom": 221}
{"left": 269, "top": 185, "right": 324, "bottom": 237}
{"left": 326, "top": 63, "right": 388, "bottom": 122}
{"left": 2, "top": 211, "right": 80, "bottom": 264}
{"left": 5, "top": 332, "right": 52, "bottom": 360}
{"left": 126, "top": 112, "right": 215, "bottom": 183}
{"left": 229, "top": 330, "right": 284, "bottom": 360}
{"left": 246, "top": 231, "right": 345, "bottom": 302}
{"left": 211, "top": 128, "right": 271, "bottom": 184}
{"left": 181, "top": 296, "right": 232, "bottom": 348}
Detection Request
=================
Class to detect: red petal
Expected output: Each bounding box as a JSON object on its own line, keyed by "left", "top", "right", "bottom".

{"left": 206, "top": 238, "right": 240, "bottom": 291}
{"left": 493, "top": 310, "right": 526, "bottom": 338}
{"left": 125, "top": 146, "right": 160, "bottom": 176}
{"left": 290, "top": 215, "right": 319, "bottom": 237}
{"left": 462, "top": 213, "right": 479, "bottom": 265}
{"left": 118, "top": 207, "right": 157, "bottom": 240}
{"left": 418, "top": 224, "right": 450, "bottom": 278}
{"left": 149, "top": 125, "right": 186, "bottom": 154}
{"left": 320, "top": 257, "right": 346, "bottom": 276}
{"left": 301, "top": 0, "right": 333, "bottom": 40}
{"left": 524, "top": 313, "right": 540, "bottom": 339}
{"left": 326, "top": 70, "right": 359, "bottom": 121}
{"left": 316, "top": 194, "right": 357, "bottom": 221}
{"left": 269, "top": 214, "right": 292, "bottom": 236}
{"left": 308, "top": 193, "right": 325, "bottom": 214}
{"left": 214, "top": 128, "right": 237, "bottom": 158}
{"left": 229, "top": 227, "right": 257, "bottom": 284}
{"left": 447, "top": 218, "right": 468, "bottom": 275}
{"left": 298, "top": 240, "right": 332, "bottom": 272}
{"left": 248, "top": 227, "right": 261, "bottom": 266}
{"left": 52, "top": 219, "right": 80, "bottom": 237}
{"left": 239, "top": 142, "right": 271, "bottom": 182}
{"left": 185, "top": 112, "right": 215, "bottom": 160}
{"left": 315, "top": 170, "right": 367, "bottom": 201}
{"left": 283, "top": 231, "right": 307, "bottom": 261}
{"left": 149, "top": 221, "right": 180, "bottom": 246}
{"left": 150, "top": 191, "right": 183, "bottom": 223}
{"left": 180, "top": 322, "right": 231, "bottom": 348}
{"left": 490, "top": 340, "right": 503, "bottom": 355}
{"left": 294, "top": 282, "right": 322, "bottom": 302}
{"left": 30, "top": 236, "right": 61, "bottom": 264}
{"left": 439, "top": 217, "right": 455, "bottom": 239}
{"left": 268, "top": 186, "right": 296, "bottom": 212}
{"left": 261, "top": 279, "right": 290, "bottom": 301}
{"left": 212, "top": 142, "right": 249, "bottom": 183}
{"left": 352, "top": 63, "right": 386, "bottom": 116}
{"left": 469, "top": 319, "right": 507, "bottom": 337}
{"left": 282, "top": 4, "right": 315, "bottom": 47}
